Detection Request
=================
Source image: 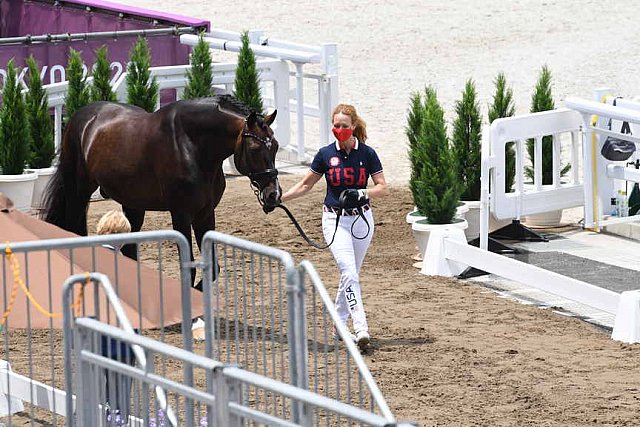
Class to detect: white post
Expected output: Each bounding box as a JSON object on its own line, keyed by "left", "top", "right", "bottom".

{"left": 294, "top": 62, "right": 306, "bottom": 162}
{"left": 479, "top": 125, "right": 491, "bottom": 250}
{"left": 321, "top": 43, "right": 339, "bottom": 147}
{"left": 581, "top": 112, "right": 597, "bottom": 229}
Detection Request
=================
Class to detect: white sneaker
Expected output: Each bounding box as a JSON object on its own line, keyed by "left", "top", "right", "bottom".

{"left": 355, "top": 331, "right": 370, "bottom": 350}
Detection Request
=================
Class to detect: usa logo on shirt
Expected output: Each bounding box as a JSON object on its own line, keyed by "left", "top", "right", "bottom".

{"left": 329, "top": 156, "right": 340, "bottom": 167}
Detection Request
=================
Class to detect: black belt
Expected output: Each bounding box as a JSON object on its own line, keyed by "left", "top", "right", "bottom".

{"left": 323, "top": 204, "right": 370, "bottom": 216}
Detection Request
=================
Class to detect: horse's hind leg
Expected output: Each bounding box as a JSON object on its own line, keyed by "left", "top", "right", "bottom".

{"left": 170, "top": 210, "right": 196, "bottom": 286}
{"left": 121, "top": 206, "right": 146, "bottom": 260}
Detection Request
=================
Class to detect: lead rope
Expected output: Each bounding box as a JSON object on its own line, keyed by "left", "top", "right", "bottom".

{"left": 274, "top": 204, "right": 340, "bottom": 250}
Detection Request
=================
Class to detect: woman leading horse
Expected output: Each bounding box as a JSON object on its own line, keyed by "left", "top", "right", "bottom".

{"left": 41, "top": 95, "right": 281, "bottom": 284}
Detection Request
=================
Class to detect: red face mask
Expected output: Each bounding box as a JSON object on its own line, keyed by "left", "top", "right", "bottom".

{"left": 332, "top": 127, "right": 353, "bottom": 143}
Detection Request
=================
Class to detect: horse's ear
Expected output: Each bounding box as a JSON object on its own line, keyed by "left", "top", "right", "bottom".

{"left": 246, "top": 111, "right": 258, "bottom": 126}
{"left": 264, "top": 110, "right": 277, "bottom": 126}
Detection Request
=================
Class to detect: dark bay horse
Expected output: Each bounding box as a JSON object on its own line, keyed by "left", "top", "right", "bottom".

{"left": 41, "top": 95, "right": 281, "bottom": 286}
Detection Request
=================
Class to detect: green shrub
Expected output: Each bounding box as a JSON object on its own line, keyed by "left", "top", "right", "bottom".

{"left": 452, "top": 79, "right": 482, "bottom": 201}
{"left": 90, "top": 45, "right": 117, "bottom": 103}
{"left": 233, "top": 31, "right": 263, "bottom": 112}
{"left": 25, "top": 56, "right": 54, "bottom": 169}
{"left": 526, "top": 65, "right": 569, "bottom": 184}
{"left": 183, "top": 33, "right": 214, "bottom": 99}
{"left": 126, "top": 37, "right": 159, "bottom": 112}
{"left": 64, "top": 48, "right": 91, "bottom": 123}
{"left": 488, "top": 73, "right": 516, "bottom": 192}
{"left": 0, "top": 59, "right": 30, "bottom": 175}
{"left": 408, "top": 87, "right": 461, "bottom": 223}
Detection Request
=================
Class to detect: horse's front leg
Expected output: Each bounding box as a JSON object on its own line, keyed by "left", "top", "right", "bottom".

{"left": 170, "top": 210, "right": 196, "bottom": 287}
{"left": 192, "top": 208, "right": 216, "bottom": 292}
{"left": 121, "top": 207, "right": 146, "bottom": 260}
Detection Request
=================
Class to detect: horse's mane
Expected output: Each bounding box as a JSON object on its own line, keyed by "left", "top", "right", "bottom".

{"left": 214, "top": 94, "right": 254, "bottom": 116}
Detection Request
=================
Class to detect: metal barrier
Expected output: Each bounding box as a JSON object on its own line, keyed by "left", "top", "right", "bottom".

{"left": 0, "top": 230, "right": 194, "bottom": 426}
{"left": 299, "top": 260, "right": 394, "bottom": 421}
{"left": 72, "top": 313, "right": 408, "bottom": 427}
{"left": 199, "top": 231, "right": 397, "bottom": 424}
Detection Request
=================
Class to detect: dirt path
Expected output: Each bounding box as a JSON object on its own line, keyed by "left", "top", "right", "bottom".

{"left": 84, "top": 175, "right": 640, "bottom": 426}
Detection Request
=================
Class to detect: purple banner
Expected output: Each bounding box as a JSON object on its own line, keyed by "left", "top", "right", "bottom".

{"left": 0, "top": 0, "right": 210, "bottom": 86}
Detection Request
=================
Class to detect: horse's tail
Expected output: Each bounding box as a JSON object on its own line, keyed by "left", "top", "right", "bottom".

{"left": 40, "top": 117, "right": 89, "bottom": 235}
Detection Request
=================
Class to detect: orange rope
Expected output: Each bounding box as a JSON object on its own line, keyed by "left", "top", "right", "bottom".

{"left": 1, "top": 243, "right": 88, "bottom": 331}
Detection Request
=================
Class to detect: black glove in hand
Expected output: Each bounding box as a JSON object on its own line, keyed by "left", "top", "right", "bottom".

{"left": 338, "top": 189, "right": 368, "bottom": 209}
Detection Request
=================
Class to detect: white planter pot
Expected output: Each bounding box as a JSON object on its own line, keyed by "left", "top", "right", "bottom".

{"left": 411, "top": 217, "right": 468, "bottom": 268}
{"left": 523, "top": 209, "right": 563, "bottom": 228}
{"left": 455, "top": 201, "right": 469, "bottom": 219}
{"left": 25, "top": 166, "right": 56, "bottom": 209}
{"left": 0, "top": 171, "right": 37, "bottom": 212}
{"left": 406, "top": 208, "right": 426, "bottom": 225}
{"left": 461, "top": 200, "right": 481, "bottom": 240}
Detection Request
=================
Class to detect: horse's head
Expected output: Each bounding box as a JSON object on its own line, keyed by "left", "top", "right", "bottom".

{"left": 234, "top": 110, "right": 281, "bottom": 212}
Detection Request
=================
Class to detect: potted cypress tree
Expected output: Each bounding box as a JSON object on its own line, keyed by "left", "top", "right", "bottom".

{"left": 410, "top": 87, "right": 466, "bottom": 261}
{"left": 487, "top": 73, "right": 516, "bottom": 231}
{"left": 183, "top": 32, "right": 214, "bottom": 100}
{"left": 452, "top": 79, "right": 481, "bottom": 239}
{"left": 0, "top": 59, "right": 37, "bottom": 211}
{"left": 64, "top": 48, "right": 91, "bottom": 124}
{"left": 24, "top": 56, "right": 56, "bottom": 209}
{"left": 233, "top": 31, "right": 264, "bottom": 113}
{"left": 126, "top": 37, "right": 159, "bottom": 112}
{"left": 90, "top": 45, "right": 117, "bottom": 102}
{"left": 524, "top": 65, "right": 569, "bottom": 226}
{"left": 405, "top": 88, "right": 428, "bottom": 228}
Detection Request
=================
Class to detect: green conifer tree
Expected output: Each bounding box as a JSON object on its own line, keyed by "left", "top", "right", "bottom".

{"left": 409, "top": 87, "right": 461, "bottom": 223}
{"left": 0, "top": 59, "right": 30, "bottom": 174}
{"left": 526, "top": 65, "right": 569, "bottom": 185}
{"left": 126, "top": 37, "right": 159, "bottom": 112}
{"left": 90, "top": 45, "right": 117, "bottom": 103}
{"left": 488, "top": 73, "right": 516, "bottom": 192}
{"left": 64, "top": 48, "right": 91, "bottom": 123}
{"left": 25, "top": 56, "right": 55, "bottom": 169}
{"left": 183, "top": 33, "right": 214, "bottom": 99}
{"left": 233, "top": 31, "right": 263, "bottom": 112}
{"left": 452, "top": 79, "right": 482, "bottom": 201}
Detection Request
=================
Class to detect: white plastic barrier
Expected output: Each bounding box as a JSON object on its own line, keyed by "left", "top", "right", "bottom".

{"left": 479, "top": 109, "right": 584, "bottom": 249}
{"left": 565, "top": 96, "right": 640, "bottom": 229}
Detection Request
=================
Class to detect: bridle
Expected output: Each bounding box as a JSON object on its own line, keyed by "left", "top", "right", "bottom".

{"left": 242, "top": 120, "right": 280, "bottom": 211}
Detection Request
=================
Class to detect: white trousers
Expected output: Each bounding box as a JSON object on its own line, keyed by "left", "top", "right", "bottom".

{"left": 322, "top": 208, "right": 374, "bottom": 334}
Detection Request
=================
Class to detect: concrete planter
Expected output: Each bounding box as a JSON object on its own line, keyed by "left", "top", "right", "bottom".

{"left": 25, "top": 166, "right": 56, "bottom": 209}
{"left": 524, "top": 209, "right": 563, "bottom": 228}
{"left": 0, "top": 171, "right": 37, "bottom": 212}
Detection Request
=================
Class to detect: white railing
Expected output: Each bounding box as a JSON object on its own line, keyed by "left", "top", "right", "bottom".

{"left": 565, "top": 95, "right": 640, "bottom": 229}
{"left": 181, "top": 30, "right": 339, "bottom": 162}
{"left": 479, "top": 108, "right": 584, "bottom": 249}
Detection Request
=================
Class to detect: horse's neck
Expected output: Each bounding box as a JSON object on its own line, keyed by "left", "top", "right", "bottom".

{"left": 175, "top": 105, "right": 240, "bottom": 166}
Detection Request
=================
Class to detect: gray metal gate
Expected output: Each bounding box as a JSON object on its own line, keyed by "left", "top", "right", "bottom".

{"left": 0, "top": 230, "right": 194, "bottom": 426}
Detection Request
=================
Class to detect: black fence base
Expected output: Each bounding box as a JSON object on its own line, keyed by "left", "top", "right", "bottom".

{"left": 489, "top": 219, "right": 548, "bottom": 242}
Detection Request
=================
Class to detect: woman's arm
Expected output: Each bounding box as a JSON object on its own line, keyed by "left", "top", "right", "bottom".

{"left": 366, "top": 172, "right": 389, "bottom": 199}
{"left": 282, "top": 171, "right": 323, "bottom": 202}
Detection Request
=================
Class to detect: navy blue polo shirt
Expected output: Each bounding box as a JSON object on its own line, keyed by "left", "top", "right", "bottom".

{"left": 310, "top": 139, "right": 383, "bottom": 207}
